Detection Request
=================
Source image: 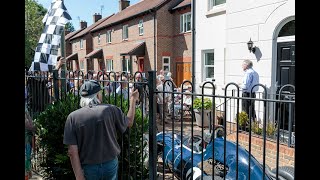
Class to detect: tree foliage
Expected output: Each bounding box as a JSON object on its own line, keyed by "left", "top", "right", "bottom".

{"left": 25, "top": 0, "right": 47, "bottom": 68}
{"left": 65, "top": 22, "right": 75, "bottom": 32}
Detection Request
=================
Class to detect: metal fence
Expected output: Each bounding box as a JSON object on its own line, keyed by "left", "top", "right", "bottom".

{"left": 25, "top": 70, "right": 295, "bottom": 180}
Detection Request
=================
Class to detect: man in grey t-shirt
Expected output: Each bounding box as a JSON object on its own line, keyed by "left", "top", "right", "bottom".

{"left": 63, "top": 80, "right": 139, "bottom": 180}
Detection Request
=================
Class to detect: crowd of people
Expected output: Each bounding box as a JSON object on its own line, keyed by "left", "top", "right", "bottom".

{"left": 25, "top": 59, "right": 259, "bottom": 179}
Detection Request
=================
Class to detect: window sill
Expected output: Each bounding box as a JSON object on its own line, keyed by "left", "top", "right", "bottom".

{"left": 122, "top": 39, "right": 128, "bottom": 41}
{"left": 179, "top": 31, "right": 192, "bottom": 35}
{"left": 139, "top": 34, "right": 144, "bottom": 36}
{"left": 206, "top": 4, "right": 226, "bottom": 17}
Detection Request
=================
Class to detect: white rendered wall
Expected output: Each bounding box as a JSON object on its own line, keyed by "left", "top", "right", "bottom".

{"left": 225, "top": 0, "right": 295, "bottom": 122}
{"left": 194, "top": 2, "right": 226, "bottom": 97}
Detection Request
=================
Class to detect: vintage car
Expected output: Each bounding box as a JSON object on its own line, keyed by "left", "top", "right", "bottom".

{"left": 156, "top": 126, "right": 294, "bottom": 180}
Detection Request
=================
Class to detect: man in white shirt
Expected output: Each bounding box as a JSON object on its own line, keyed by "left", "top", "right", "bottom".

{"left": 240, "top": 59, "right": 259, "bottom": 120}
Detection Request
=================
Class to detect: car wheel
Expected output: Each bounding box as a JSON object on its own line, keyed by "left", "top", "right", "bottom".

{"left": 271, "top": 166, "right": 294, "bottom": 180}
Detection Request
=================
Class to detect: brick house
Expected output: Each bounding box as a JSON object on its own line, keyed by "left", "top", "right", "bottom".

{"left": 68, "top": 13, "right": 114, "bottom": 74}
{"left": 169, "top": 0, "right": 191, "bottom": 86}
{"left": 86, "top": 0, "right": 190, "bottom": 84}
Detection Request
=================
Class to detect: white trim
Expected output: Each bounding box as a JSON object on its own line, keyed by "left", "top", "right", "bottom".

{"left": 122, "top": 24, "right": 129, "bottom": 40}
{"left": 162, "top": 56, "right": 171, "bottom": 74}
{"left": 206, "top": 3, "right": 226, "bottom": 17}
{"left": 106, "top": 30, "right": 112, "bottom": 43}
{"left": 138, "top": 19, "right": 144, "bottom": 36}
{"left": 80, "top": 39, "right": 83, "bottom": 49}
{"left": 277, "top": 36, "right": 295, "bottom": 42}
{"left": 180, "top": 12, "right": 192, "bottom": 33}
{"left": 202, "top": 49, "right": 214, "bottom": 82}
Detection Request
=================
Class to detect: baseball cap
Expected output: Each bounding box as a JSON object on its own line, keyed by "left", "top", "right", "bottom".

{"left": 80, "top": 80, "right": 102, "bottom": 97}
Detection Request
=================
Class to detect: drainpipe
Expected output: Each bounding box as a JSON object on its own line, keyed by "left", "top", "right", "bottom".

{"left": 191, "top": 0, "right": 196, "bottom": 91}
{"left": 152, "top": 9, "right": 157, "bottom": 71}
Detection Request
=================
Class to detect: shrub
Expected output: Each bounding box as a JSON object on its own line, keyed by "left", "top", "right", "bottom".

{"left": 266, "top": 121, "right": 277, "bottom": 137}
{"left": 105, "top": 94, "right": 149, "bottom": 179}
{"left": 252, "top": 121, "right": 262, "bottom": 135}
{"left": 236, "top": 111, "right": 249, "bottom": 128}
{"left": 34, "top": 93, "right": 79, "bottom": 179}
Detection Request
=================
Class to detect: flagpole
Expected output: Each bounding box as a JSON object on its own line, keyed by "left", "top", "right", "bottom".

{"left": 60, "top": 0, "right": 67, "bottom": 98}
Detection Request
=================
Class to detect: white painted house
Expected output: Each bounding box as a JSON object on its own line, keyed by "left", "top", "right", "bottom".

{"left": 195, "top": 0, "right": 295, "bottom": 122}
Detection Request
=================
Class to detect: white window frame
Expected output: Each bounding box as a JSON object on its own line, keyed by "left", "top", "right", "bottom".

{"left": 202, "top": 50, "right": 214, "bottom": 81}
{"left": 180, "top": 12, "right": 191, "bottom": 33}
{"left": 122, "top": 24, "right": 128, "bottom": 40}
{"left": 106, "top": 30, "right": 111, "bottom": 43}
{"left": 122, "top": 57, "right": 131, "bottom": 73}
{"left": 98, "top": 33, "right": 101, "bottom": 45}
{"left": 162, "top": 56, "right": 171, "bottom": 75}
{"left": 208, "top": 0, "right": 226, "bottom": 11}
{"left": 105, "top": 59, "right": 113, "bottom": 72}
{"left": 138, "top": 19, "right": 144, "bottom": 35}
{"left": 80, "top": 39, "right": 83, "bottom": 49}
{"left": 80, "top": 60, "right": 84, "bottom": 70}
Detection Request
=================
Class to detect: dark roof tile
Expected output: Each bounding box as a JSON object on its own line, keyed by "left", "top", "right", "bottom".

{"left": 92, "top": 0, "right": 168, "bottom": 32}
{"left": 70, "top": 14, "right": 114, "bottom": 41}
{"left": 171, "top": 0, "right": 191, "bottom": 11}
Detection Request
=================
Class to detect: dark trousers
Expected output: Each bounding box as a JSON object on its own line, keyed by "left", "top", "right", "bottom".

{"left": 242, "top": 92, "right": 256, "bottom": 120}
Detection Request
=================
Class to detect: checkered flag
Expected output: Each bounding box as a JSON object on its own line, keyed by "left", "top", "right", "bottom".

{"left": 29, "top": 0, "right": 72, "bottom": 72}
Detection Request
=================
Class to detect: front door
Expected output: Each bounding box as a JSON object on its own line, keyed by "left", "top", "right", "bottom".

{"left": 138, "top": 57, "right": 144, "bottom": 72}
{"left": 176, "top": 62, "right": 191, "bottom": 87}
{"left": 276, "top": 41, "right": 295, "bottom": 132}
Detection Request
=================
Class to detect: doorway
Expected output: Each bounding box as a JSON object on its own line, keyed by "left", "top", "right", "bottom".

{"left": 176, "top": 62, "right": 191, "bottom": 87}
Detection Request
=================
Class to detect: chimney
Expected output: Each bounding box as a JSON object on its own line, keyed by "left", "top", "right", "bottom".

{"left": 119, "top": 0, "right": 130, "bottom": 11}
{"left": 80, "top": 20, "right": 87, "bottom": 29}
{"left": 93, "top": 13, "right": 102, "bottom": 23}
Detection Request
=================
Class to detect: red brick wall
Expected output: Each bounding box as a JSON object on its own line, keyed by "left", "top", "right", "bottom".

{"left": 227, "top": 132, "right": 295, "bottom": 169}
{"left": 172, "top": 6, "right": 192, "bottom": 83}
{"left": 91, "top": 13, "right": 155, "bottom": 74}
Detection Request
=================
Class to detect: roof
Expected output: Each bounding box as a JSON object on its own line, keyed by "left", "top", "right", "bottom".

{"left": 65, "top": 29, "right": 82, "bottom": 41}
{"left": 120, "top": 41, "right": 145, "bottom": 56}
{"left": 66, "top": 52, "right": 78, "bottom": 60}
{"left": 85, "top": 49, "right": 103, "bottom": 59}
{"left": 70, "top": 14, "right": 114, "bottom": 41}
{"left": 171, "top": 0, "right": 191, "bottom": 11}
{"left": 91, "top": 0, "right": 169, "bottom": 32}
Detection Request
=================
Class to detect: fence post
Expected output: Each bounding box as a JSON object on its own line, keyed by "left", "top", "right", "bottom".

{"left": 53, "top": 69, "right": 59, "bottom": 100}
{"left": 148, "top": 70, "right": 157, "bottom": 180}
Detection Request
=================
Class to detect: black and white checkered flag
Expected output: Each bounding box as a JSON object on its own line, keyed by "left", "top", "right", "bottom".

{"left": 29, "top": 0, "right": 72, "bottom": 72}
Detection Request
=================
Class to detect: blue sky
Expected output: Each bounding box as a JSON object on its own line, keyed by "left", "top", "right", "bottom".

{"left": 36, "top": 0, "right": 140, "bottom": 30}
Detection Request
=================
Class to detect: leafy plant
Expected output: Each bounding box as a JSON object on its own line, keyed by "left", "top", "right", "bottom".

{"left": 193, "top": 97, "right": 213, "bottom": 110}
{"left": 34, "top": 93, "right": 79, "bottom": 179}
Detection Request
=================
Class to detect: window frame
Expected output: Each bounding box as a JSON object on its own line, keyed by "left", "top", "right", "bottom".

{"left": 80, "top": 39, "right": 84, "bottom": 49}
{"left": 202, "top": 49, "right": 215, "bottom": 81}
{"left": 180, "top": 12, "right": 191, "bottom": 33}
{"left": 105, "top": 59, "right": 113, "bottom": 72}
{"left": 162, "top": 56, "right": 171, "bottom": 75}
{"left": 80, "top": 60, "right": 85, "bottom": 71}
{"left": 106, "top": 30, "right": 112, "bottom": 43}
{"left": 122, "top": 24, "right": 129, "bottom": 40}
{"left": 138, "top": 19, "right": 144, "bottom": 35}
{"left": 122, "top": 57, "right": 131, "bottom": 73}
{"left": 208, "top": 0, "right": 226, "bottom": 11}
{"left": 98, "top": 33, "right": 101, "bottom": 45}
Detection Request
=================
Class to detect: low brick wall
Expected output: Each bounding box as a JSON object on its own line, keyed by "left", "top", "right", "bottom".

{"left": 227, "top": 132, "right": 295, "bottom": 169}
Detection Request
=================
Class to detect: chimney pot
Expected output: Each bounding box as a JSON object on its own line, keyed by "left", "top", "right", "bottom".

{"left": 119, "top": 0, "right": 130, "bottom": 11}
{"left": 93, "top": 13, "right": 102, "bottom": 23}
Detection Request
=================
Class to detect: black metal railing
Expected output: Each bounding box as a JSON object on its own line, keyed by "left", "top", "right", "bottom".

{"left": 26, "top": 70, "right": 295, "bottom": 180}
